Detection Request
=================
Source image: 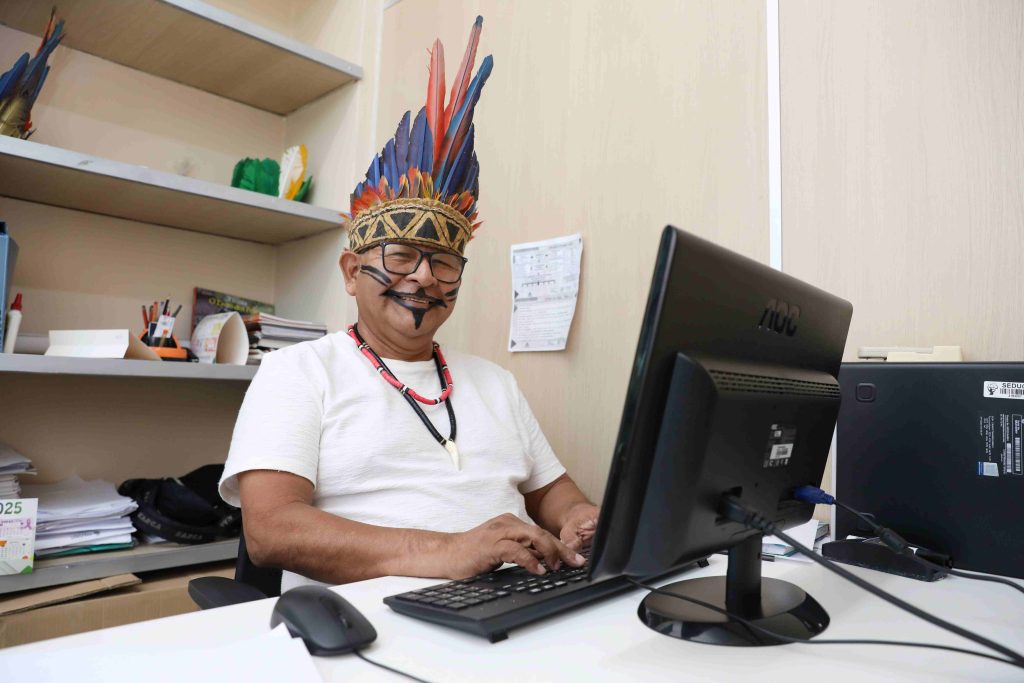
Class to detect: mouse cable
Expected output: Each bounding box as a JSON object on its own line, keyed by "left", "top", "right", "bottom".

{"left": 355, "top": 648, "right": 435, "bottom": 683}
{"left": 720, "top": 495, "right": 1024, "bottom": 667}
{"left": 792, "top": 485, "right": 1024, "bottom": 598}
{"left": 624, "top": 577, "right": 1021, "bottom": 670}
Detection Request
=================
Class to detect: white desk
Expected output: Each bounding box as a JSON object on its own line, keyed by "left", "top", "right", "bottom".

{"left": 5, "top": 556, "right": 1023, "bottom": 682}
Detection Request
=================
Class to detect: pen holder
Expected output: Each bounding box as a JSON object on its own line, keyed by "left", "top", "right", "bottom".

{"left": 138, "top": 331, "right": 189, "bottom": 361}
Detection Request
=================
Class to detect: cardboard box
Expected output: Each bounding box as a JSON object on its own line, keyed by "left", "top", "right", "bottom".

{"left": 0, "top": 560, "right": 234, "bottom": 648}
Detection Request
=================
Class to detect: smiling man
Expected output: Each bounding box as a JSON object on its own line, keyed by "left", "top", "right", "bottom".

{"left": 218, "top": 18, "right": 599, "bottom": 593}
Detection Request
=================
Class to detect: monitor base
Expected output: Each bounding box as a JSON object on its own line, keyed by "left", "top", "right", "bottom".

{"left": 637, "top": 534, "right": 829, "bottom": 646}
{"left": 638, "top": 575, "right": 829, "bottom": 646}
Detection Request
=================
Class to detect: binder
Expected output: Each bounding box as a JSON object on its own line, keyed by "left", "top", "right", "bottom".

{"left": 0, "top": 222, "right": 19, "bottom": 349}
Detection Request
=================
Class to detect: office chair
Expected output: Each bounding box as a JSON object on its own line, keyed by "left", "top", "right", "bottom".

{"left": 187, "top": 529, "right": 282, "bottom": 609}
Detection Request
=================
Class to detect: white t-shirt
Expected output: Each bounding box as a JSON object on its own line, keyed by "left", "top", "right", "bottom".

{"left": 219, "top": 332, "right": 566, "bottom": 591}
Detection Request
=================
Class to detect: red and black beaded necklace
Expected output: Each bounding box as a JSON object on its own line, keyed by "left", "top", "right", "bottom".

{"left": 347, "top": 323, "right": 460, "bottom": 469}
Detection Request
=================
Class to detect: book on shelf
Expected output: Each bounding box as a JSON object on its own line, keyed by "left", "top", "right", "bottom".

{"left": 250, "top": 326, "right": 325, "bottom": 341}
{"left": 0, "top": 442, "right": 35, "bottom": 500}
{"left": 249, "top": 336, "right": 298, "bottom": 351}
{"left": 0, "top": 222, "right": 19, "bottom": 350}
{"left": 244, "top": 312, "right": 327, "bottom": 364}
{"left": 192, "top": 287, "right": 274, "bottom": 335}
{"left": 243, "top": 312, "right": 328, "bottom": 332}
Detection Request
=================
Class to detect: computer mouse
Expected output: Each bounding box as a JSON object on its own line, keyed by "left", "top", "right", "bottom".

{"left": 270, "top": 585, "right": 377, "bottom": 655}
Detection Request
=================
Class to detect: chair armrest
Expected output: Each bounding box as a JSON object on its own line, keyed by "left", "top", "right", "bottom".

{"left": 188, "top": 576, "right": 268, "bottom": 610}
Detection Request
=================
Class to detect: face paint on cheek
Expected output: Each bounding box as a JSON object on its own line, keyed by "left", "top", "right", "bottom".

{"left": 359, "top": 264, "right": 393, "bottom": 288}
{"left": 444, "top": 286, "right": 460, "bottom": 302}
{"left": 383, "top": 287, "right": 447, "bottom": 329}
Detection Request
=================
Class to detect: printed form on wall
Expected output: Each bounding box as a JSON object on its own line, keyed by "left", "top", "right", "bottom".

{"left": 509, "top": 234, "right": 583, "bottom": 352}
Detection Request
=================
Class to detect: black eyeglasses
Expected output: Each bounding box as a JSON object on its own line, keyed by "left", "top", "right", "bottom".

{"left": 375, "top": 242, "right": 468, "bottom": 284}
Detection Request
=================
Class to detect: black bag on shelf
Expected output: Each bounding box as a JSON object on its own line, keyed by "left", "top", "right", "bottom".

{"left": 118, "top": 464, "right": 241, "bottom": 544}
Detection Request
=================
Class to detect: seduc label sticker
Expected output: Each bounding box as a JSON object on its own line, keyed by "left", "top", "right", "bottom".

{"left": 977, "top": 410, "right": 1023, "bottom": 477}
{"left": 763, "top": 424, "right": 796, "bottom": 468}
{"left": 983, "top": 381, "right": 1024, "bottom": 400}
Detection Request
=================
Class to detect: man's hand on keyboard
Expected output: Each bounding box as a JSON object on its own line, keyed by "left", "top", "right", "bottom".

{"left": 559, "top": 503, "right": 600, "bottom": 552}
{"left": 445, "top": 513, "right": 586, "bottom": 579}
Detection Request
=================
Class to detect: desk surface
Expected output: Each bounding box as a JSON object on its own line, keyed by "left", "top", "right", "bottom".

{"left": 6, "top": 557, "right": 1023, "bottom": 682}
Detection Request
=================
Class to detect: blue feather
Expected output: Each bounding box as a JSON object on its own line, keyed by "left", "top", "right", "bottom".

{"left": 21, "top": 21, "right": 63, "bottom": 99}
{"left": 422, "top": 126, "right": 434, "bottom": 180}
{"left": 382, "top": 139, "right": 398, "bottom": 192}
{"left": 27, "top": 65, "right": 49, "bottom": 105}
{"left": 394, "top": 111, "right": 410, "bottom": 179}
{"left": 0, "top": 53, "right": 29, "bottom": 102}
{"left": 435, "top": 55, "right": 492, "bottom": 182}
{"left": 408, "top": 107, "right": 428, "bottom": 172}
{"left": 439, "top": 125, "right": 473, "bottom": 199}
{"left": 366, "top": 155, "right": 381, "bottom": 186}
{"left": 463, "top": 154, "right": 479, "bottom": 198}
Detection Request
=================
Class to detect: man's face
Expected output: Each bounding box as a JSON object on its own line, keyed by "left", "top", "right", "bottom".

{"left": 340, "top": 241, "right": 463, "bottom": 341}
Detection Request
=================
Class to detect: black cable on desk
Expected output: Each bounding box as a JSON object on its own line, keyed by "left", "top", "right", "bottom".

{"left": 793, "top": 485, "right": 1024, "bottom": 598}
{"left": 719, "top": 495, "right": 1024, "bottom": 669}
{"left": 625, "top": 577, "right": 1022, "bottom": 669}
{"left": 937, "top": 566, "right": 1024, "bottom": 597}
{"left": 355, "top": 649, "right": 434, "bottom": 683}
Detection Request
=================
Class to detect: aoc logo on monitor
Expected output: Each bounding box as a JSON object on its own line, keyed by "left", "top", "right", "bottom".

{"left": 758, "top": 299, "right": 799, "bottom": 336}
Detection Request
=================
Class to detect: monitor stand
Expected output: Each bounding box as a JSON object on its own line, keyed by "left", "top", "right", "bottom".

{"left": 637, "top": 533, "right": 829, "bottom": 646}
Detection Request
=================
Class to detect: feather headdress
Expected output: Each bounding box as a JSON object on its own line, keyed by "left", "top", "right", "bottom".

{"left": 348, "top": 16, "right": 491, "bottom": 256}
{"left": 0, "top": 10, "right": 65, "bottom": 139}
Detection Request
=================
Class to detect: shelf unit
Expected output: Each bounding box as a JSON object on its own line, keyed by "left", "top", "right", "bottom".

{"left": 0, "top": 0, "right": 363, "bottom": 115}
{"left": 0, "top": 539, "right": 239, "bottom": 595}
{"left": 0, "top": 1, "right": 365, "bottom": 596}
{"left": 0, "top": 353, "right": 257, "bottom": 381}
{"left": 0, "top": 137, "right": 344, "bottom": 245}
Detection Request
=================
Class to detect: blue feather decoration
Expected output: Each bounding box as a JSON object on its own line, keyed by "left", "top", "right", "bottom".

{"left": 382, "top": 138, "right": 398, "bottom": 191}
{"left": 439, "top": 125, "right": 473, "bottom": 199}
{"left": 20, "top": 18, "right": 64, "bottom": 102}
{"left": 435, "top": 55, "right": 493, "bottom": 182}
{"left": 408, "top": 107, "right": 428, "bottom": 172}
{"left": 366, "top": 155, "right": 381, "bottom": 187}
{"left": 0, "top": 12, "right": 64, "bottom": 138}
{"left": 463, "top": 154, "right": 479, "bottom": 199}
{"left": 0, "top": 54, "right": 29, "bottom": 102}
{"left": 394, "top": 110, "right": 410, "bottom": 179}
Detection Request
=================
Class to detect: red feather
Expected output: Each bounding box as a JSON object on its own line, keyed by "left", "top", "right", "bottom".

{"left": 442, "top": 16, "right": 482, "bottom": 136}
{"left": 426, "top": 40, "right": 446, "bottom": 168}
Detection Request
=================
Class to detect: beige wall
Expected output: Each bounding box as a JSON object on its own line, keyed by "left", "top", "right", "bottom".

{"left": 781, "top": 0, "right": 1024, "bottom": 363}
{"left": 378, "top": 0, "right": 769, "bottom": 499}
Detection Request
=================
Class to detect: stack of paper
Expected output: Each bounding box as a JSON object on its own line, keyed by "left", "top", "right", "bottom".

{"left": 20, "top": 476, "right": 138, "bottom": 558}
{"left": 762, "top": 519, "right": 830, "bottom": 561}
{"left": 0, "top": 442, "right": 35, "bottom": 499}
{"left": 244, "top": 312, "right": 327, "bottom": 364}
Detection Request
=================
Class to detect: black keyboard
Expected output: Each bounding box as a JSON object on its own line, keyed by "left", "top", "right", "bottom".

{"left": 384, "top": 551, "right": 710, "bottom": 642}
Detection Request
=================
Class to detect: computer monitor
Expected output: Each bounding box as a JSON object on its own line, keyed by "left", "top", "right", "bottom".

{"left": 587, "top": 226, "right": 853, "bottom": 646}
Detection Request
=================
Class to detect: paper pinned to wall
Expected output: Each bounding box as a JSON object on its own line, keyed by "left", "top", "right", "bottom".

{"left": 508, "top": 234, "right": 583, "bottom": 352}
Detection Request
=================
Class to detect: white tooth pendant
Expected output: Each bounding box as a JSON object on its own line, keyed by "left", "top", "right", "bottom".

{"left": 444, "top": 440, "right": 461, "bottom": 470}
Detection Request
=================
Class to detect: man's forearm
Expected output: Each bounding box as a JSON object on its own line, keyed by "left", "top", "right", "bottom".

{"left": 246, "top": 500, "right": 451, "bottom": 584}
{"left": 531, "top": 476, "right": 592, "bottom": 535}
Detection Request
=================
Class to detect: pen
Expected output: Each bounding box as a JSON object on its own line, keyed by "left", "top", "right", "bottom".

{"left": 171, "top": 304, "right": 182, "bottom": 319}
{"left": 142, "top": 305, "right": 149, "bottom": 327}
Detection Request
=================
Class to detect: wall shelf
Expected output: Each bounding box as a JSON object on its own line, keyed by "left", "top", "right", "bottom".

{"left": 0, "top": 539, "right": 239, "bottom": 594}
{"left": 0, "top": 137, "right": 344, "bottom": 244}
{"left": 0, "top": 0, "right": 362, "bottom": 115}
{"left": 0, "top": 353, "right": 257, "bottom": 381}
